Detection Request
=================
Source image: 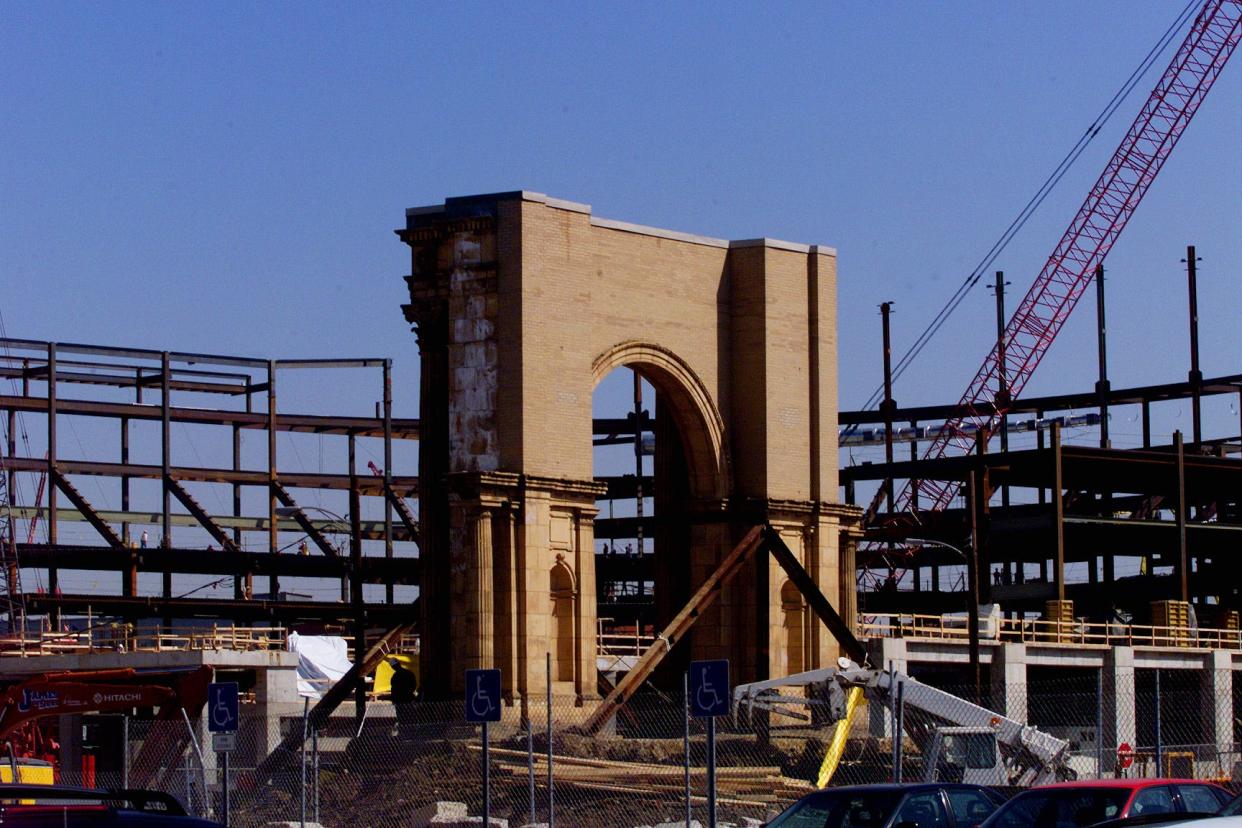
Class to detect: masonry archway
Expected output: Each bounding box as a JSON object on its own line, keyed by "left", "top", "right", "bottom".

{"left": 592, "top": 343, "right": 735, "bottom": 685}
{"left": 400, "top": 190, "right": 859, "bottom": 700}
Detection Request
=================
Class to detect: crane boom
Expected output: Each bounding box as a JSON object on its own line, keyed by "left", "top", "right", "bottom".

{"left": 884, "top": 0, "right": 1242, "bottom": 521}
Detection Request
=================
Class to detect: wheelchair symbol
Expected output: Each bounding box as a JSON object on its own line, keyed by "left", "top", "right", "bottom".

{"left": 470, "top": 673, "right": 496, "bottom": 719}
{"left": 213, "top": 696, "right": 233, "bottom": 729}
{"left": 696, "top": 667, "right": 724, "bottom": 713}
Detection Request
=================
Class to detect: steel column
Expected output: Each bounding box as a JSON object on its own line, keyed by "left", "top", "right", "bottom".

{"left": 1052, "top": 422, "right": 1065, "bottom": 602}
{"left": 267, "top": 360, "right": 278, "bottom": 600}
{"left": 1186, "top": 246, "right": 1202, "bottom": 446}
{"left": 1175, "top": 431, "right": 1189, "bottom": 603}
{"left": 1095, "top": 264, "right": 1111, "bottom": 448}
{"left": 382, "top": 360, "right": 394, "bottom": 603}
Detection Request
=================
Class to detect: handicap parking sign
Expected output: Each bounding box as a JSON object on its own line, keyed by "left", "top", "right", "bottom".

{"left": 465, "top": 668, "right": 502, "bottom": 723}
{"left": 689, "top": 659, "right": 730, "bottom": 718}
{"left": 208, "top": 682, "right": 239, "bottom": 733}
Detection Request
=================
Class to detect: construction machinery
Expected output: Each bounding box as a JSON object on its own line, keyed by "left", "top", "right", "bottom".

{"left": 0, "top": 666, "right": 211, "bottom": 786}
{"left": 734, "top": 659, "right": 1073, "bottom": 788}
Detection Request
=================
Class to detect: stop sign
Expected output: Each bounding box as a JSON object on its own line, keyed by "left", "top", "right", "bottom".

{"left": 1117, "top": 742, "right": 1135, "bottom": 770}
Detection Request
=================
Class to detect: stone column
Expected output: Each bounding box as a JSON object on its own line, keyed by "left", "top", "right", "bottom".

{"left": 990, "top": 643, "right": 1028, "bottom": 721}
{"left": 573, "top": 508, "right": 599, "bottom": 702}
{"left": 470, "top": 507, "right": 494, "bottom": 670}
{"left": 1203, "top": 651, "right": 1233, "bottom": 768}
{"left": 839, "top": 528, "right": 859, "bottom": 633}
{"left": 1101, "top": 646, "right": 1136, "bottom": 774}
{"left": 495, "top": 506, "right": 520, "bottom": 701}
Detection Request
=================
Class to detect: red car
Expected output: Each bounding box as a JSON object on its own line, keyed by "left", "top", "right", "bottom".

{"left": 981, "top": 779, "right": 1232, "bottom": 828}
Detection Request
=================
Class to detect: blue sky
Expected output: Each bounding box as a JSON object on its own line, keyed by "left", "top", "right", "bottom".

{"left": 3, "top": 3, "right": 1240, "bottom": 471}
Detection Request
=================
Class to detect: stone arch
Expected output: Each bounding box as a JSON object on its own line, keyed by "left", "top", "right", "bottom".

{"left": 591, "top": 341, "right": 729, "bottom": 500}
{"left": 401, "top": 191, "right": 857, "bottom": 697}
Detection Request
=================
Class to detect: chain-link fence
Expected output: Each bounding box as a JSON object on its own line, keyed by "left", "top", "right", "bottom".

{"left": 60, "top": 669, "right": 1240, "bottom": 827}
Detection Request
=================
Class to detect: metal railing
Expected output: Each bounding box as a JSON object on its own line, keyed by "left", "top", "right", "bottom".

{"left": 858, "top": 612, "right": 1242, "bottom": 649}
{"left": 0, "top": 623, "right": 287, "bottom": 656}
{"left": 598, "top": 628, "right": 657, "bottom": 658}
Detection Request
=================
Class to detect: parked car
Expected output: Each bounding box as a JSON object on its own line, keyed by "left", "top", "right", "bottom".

{"left": 1221, "top": 793, "right": 1242, "bottom": 816}
{"left": 979, "top": 779, "right": 1231, "bottom": 828}
{"left": 765, "top": 782, "right": 1007, "bottom": 827}
{"left": 0, "top": 784, "right": 222, "bottom": 826}
{"left": 1088, "top": 817, "right": 1242, "bottom": 828}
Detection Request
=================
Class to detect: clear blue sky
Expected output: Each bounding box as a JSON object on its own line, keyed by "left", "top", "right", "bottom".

{"left": 3, "top": 1, "right": 1240, "bottom": 435}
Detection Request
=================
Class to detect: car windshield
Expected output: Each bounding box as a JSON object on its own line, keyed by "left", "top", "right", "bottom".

{"left": 984, "top": 788, "right": 1131, "bottom": 828}
{"left": 767, "top": 790, "right": 898, "bottom": 828}
{"left": 1223, "top": 793, "right": 1242, "bottom": 815}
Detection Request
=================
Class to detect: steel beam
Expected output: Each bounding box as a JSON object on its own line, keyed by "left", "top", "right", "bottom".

{"left": 48, "top": 469, "right": 126, "bottom": 550}
{"left": 582, "top": 527, "right": 766, "bottom": 734}
{"left": 164, "top": 476, "right": 242, "bottom": 554}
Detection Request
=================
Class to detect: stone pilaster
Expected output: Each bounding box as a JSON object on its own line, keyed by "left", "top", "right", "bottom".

{"left": 471, "top": 507, "right": 494, "bottom": 669}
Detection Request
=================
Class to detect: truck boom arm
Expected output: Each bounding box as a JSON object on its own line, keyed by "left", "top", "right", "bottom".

{"left": 735, "top": 660, "right": 1072, "bottom": 786}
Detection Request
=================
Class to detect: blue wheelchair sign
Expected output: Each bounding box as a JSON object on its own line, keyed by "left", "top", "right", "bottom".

{"left": 465, "top": 668, "right": 502, "bottom": 723}
{"left": 689, "top": 659, "right": 730, "bottom": 718}
{"left": 208, "top": 682, "right": 239, "bottom": 733}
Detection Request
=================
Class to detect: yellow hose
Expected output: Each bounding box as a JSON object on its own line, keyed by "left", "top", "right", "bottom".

{"left": 817, "top": 686, "right": 865, "bottom": 788}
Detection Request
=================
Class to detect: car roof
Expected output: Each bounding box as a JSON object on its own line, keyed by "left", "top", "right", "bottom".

{"left": 1036, "top": 779, "right": 1222, "bottom": 790}
{"left": 819, "top": 783, "right": 989, "bottom": 793}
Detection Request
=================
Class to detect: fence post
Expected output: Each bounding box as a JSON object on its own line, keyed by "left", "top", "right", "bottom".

{"left": 222, "top": 751, "right": 230, "bottom": 828}
{"left": 893, "top": 675, "right": 904, "bottom": 784}
{"left": 483, "top": 720, "right": 491, "bottom": 828}
{"left": 1154, "top": 669, "right": 1163, "bottom": 777}
{"left": 1096, "top": 673, "right": 1104, "bottom": 779}
{"left": 312, "top": 725, "right": 320, "bottom": 825}
{"left": 526, "top": 714, "right": 535, "bottom": 826}
{"left": 121, "top": 715, "right": 129, "bottom": 791}
{"left": 707, "top": 716, "right": 717, "bottom": 828}
{"left": 547, "top": 652, "right": 554, "bottom": 828}
{"left": 300, "top": 696, "right": 309, "bottom": 828}
{"left": 684, "top": 670, "right": 692, "bottom": 828}
{"left": 179, "top": 708, "right": 207, "bottom": 818}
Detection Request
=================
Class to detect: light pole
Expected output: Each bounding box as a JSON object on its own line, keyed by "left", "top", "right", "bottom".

{"left": 905, "top": 537, "right": 982, "bottom": 702}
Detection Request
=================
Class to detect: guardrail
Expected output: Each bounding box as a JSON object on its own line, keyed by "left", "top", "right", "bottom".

{"left": 0, "top": 623, "right": 288, "bottom": 656}
{"left": 858, "top": 612, "right": 1242, "bottom": 649}
{"left": 598, "top": 629, "right": 657, "bottom": 657}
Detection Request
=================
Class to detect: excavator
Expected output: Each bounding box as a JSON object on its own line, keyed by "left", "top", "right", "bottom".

{"left": 0, "top": 666, "right": 211, "bottom": 786}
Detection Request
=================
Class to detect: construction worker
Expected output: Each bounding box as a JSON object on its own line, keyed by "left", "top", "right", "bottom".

{"left": 298, "top": 540, "right": 309, "bottom": 557}
{"left": 389, "top": 657, "right": 417, "bottom": 729}
{"left": 140, "top": 530, "right": 149, "bottom": 549}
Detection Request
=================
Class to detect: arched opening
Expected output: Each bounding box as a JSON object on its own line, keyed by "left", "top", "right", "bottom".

{"left": 781, "top": 579, "right": 807, "bottom": 676}
{"left": 591, "top": 343, "right": 728, "bottom": 687}
{"left": 550, "top": 559, "right": 576, "bottom": 684}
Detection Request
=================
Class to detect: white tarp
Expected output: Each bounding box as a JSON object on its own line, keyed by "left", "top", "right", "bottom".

{"left": 287, "top": 632, "right": 352, "bottom": 698}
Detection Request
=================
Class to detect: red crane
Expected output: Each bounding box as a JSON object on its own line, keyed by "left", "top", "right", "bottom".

{"left": 883, "top": 0, "right": 1242, "bottom": 523}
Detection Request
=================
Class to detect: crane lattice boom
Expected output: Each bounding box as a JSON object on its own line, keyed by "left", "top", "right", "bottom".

{"left": 890, "top": 0, "right": 1242, "bottom": 519}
